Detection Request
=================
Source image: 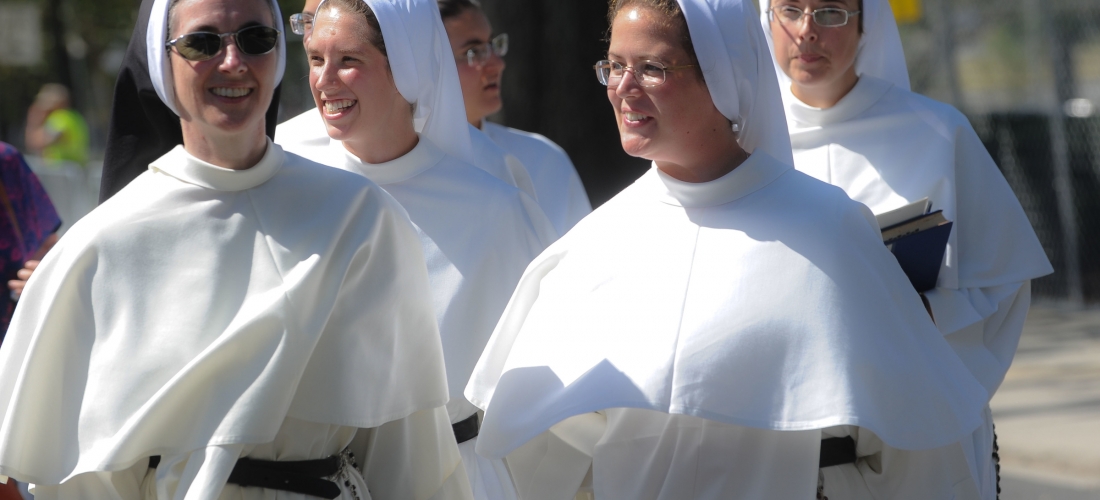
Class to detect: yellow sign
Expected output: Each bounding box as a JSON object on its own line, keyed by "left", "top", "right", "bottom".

{"left": 889, "top": 0, "right": 923, "bottom": 24}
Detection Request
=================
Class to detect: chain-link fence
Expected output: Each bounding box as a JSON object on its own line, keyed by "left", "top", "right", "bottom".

{"left": 896, "top": 0, "right": 1100, "bottom": 305}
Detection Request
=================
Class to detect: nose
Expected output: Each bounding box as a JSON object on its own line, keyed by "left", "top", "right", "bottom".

{"left": 483, "top": 51, "right": 505, "bottom": 75}
{"left": 218, "top": 37, "right": 247, "bottom": 74}
{"left": 313, "top": 59, "right": 339, "bottom": 93}
{"left": 613, "top": 68, "right": 644, "bottom": 99}
{"left": 796, "top": 12, "right": 818, "bottom": 42}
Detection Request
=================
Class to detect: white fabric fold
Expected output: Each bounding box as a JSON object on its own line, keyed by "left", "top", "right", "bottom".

{"left": 147, "top": 0, "right": 287, "bottom": 115}
{"left": 0, "top": 144, "right": 448, "bottom": 486}
{"left": 467, "top": 152, "right": 989, "bottom": 458}
{"left": 759, "top": 0, "right": 911, "bottom": 91}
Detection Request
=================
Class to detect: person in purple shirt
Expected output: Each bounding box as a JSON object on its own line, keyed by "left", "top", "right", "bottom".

{"left": 0, "top": 142, "right": 61, "bottom": 340}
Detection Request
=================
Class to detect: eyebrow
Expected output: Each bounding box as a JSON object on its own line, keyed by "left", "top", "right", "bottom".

{"left": 460, "top": 37, "right": 487, "bottom": 48}
{"left": 184, "top": 20, "right": 266, "bottom": 33}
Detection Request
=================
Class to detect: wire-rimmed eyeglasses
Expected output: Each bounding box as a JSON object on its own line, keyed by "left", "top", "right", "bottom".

{"left": 290, "top": 12, "right": 313, "bottom": 36}
{"left": 593, "top": 60, "right": 695, "bottom": 88}
{"left": 768, "top": 5, "right": 861, "bottom": 28}
{"left": 462, "top": 34, "right": 509, "bottom": 67}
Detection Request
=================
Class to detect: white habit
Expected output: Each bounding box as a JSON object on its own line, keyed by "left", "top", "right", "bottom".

{"left": 466, "top": 153, "right": 990, "bottom": 499}
{"left": 482, "top": 122, "right": 592, "bottom": 237}
{"left": 761, "top": 2, "right": 1054, "bottom": 496}
{"left": 467, "top": 0, "right": 991, "bottom": 497}
{"left": 0, "top": 143, "right": 469, "bottom": 500}
{"left": 278, "top": 1, "right": 554, "bottom": 498}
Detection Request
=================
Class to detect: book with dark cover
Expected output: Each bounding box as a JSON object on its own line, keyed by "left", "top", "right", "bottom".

{"left": 880, "top": 210, "right": 953, "bottom": 292}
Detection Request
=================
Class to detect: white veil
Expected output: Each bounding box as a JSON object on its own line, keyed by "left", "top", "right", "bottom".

{"left": 760, "top": 0, "right": 911, "bottom": 91}
{"left": 146, "top": 0, "right": 288, "bottom": 115}
{"left": 361, "top": 0, "right": 477, "bottom": 165}
{"left": 677, "top": 0, "right": 794, "bottom": 166}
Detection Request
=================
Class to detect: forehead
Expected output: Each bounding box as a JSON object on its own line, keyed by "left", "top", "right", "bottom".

{"left": 308, "top": 8, "right": 373, "bottom": 51}
{"left": 174, "top": 0, "right": 274, "bottom": 31}
{"left": 445, "top": 8, "right": 492, "bottom": 44}
{"left": 608, "top": 7, "right": 688, "bottom": 61}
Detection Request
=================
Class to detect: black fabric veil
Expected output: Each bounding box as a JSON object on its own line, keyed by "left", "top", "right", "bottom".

{"left": 99, "top": 0, "right": 282, "bottom": 202}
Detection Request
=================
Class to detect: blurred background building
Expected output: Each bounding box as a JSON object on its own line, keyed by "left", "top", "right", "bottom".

{"left": 0, "top": 0, "right": 1098, "bottom": 306}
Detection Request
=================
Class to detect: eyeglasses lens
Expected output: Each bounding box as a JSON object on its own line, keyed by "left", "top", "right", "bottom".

{"left": 175, "top": 33, "right": 223, "bottom": 61}
{"left": 466, "top": 34, "right": 509, "bottom": 67}
{"left": 594, "top": 61, "right": 666, "bottom": 87}
{"left": 237, "top": 26, "right": 280, "bottom": 54}
{"left": 813, "top": 9, "right": 848, "bottom": 26}
{"left": 290, "top": 13, "right": 313, "bottom": 36}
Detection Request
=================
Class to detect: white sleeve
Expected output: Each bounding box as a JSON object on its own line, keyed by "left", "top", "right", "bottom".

{"left": 924, "top": 280, "right": 1031, "bottom": 394}
{"left": 350, "top": 406, "right": 473, "bottom": 500}
{"left": 27, "top": 458, "right": 150, "bottom": 500}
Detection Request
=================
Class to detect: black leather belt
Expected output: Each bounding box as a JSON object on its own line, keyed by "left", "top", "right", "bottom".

{"left": 452, "top": 412, "right": 479, "bottom": 444}
{"left": 149, "top": 454, "right": 342, "bottom": 499}
{"left": 819, "top": 436, "right": 857, "bottom": 468}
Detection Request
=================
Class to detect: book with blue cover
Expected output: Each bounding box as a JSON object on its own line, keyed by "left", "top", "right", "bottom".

{"left": 874, "top": 198, "right": 953, "bottom": 293}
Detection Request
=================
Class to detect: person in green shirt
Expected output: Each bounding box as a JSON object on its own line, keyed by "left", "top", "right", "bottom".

{"left": 24, "top": 84, "right": 90, "bottom": 166}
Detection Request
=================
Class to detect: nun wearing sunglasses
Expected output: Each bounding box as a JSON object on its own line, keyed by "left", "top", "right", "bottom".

{"left": 0, "top": 0, "right": 473, "bottom": 498}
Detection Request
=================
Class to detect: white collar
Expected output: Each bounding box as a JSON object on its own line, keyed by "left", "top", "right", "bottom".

{"left": 334, "top": 136, "right": 444, "bottom": 185}
{"left": 647, "top": 151, "right": 791, "bottom": 208}
{"left": 785, "top": 76, "right": 894, "bottom": 127}
{"left": 150, "top": 139, "right": 283, "bottom": 191}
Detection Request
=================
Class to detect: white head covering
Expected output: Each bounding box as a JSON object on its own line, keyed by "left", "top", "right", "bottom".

{"left": 675, "top": 0, "right": 794, "bottom": 166}
{"left": 339, "top": 0, "right": 477, "bottom": 165}
{"left": 760, "top": 0, "right": 911, "bottom": 91}
{"left": 147, "top": 0, "right": 288, "bottom": 115}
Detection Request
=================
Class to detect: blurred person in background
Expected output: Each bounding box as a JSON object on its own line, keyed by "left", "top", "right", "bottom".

{"left": 24, "top": 84, "right": 90, "bottom": 167}
{"left": 0, "top": 142, "right": 60, "bottom": 341}
{"left": 439, "top": 0, "right": 591, "bottom": 236}
{"left": 763, "top": 1, "right": 1053, "bottom": 498}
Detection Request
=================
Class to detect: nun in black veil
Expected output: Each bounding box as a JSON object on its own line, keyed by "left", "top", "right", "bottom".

{"left": 99, "top": 0, "right": 282, "bottom": 202}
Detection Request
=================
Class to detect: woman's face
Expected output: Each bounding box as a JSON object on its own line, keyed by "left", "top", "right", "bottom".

{"left": 169, "top": 0, "right": 277, "bottom": 137}
{"left": 444, "top": 7, "right": 504, "bottom": 127}
{"left": 769, "top": 0, "right": 861, "bottom": 93}
{"left": 307, "top": 7, "right": 411, "bottom": 146}
{"left": 606, "top": 7, "right": 728, "bottom": 165}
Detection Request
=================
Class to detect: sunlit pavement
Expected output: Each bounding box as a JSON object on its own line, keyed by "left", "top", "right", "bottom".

{"left": 992, "top": 305, "right": 1100, "bottom": 499}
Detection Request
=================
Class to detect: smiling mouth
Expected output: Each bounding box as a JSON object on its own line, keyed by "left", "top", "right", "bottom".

{"left": 210, "top": 87, "right": 253, "bottom": 98}
{"left": 623, "top": 112, "right": 650, "bottom": 124}
{"left": 323, "top": 99, "right": 357, "bottom": 115}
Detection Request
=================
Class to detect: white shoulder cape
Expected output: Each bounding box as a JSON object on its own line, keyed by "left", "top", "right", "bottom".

{"left": 0, "top": 142, "right": 448, "bottom": 485}
{"left": 467, "top": 152, "right": 988, "bottom": 458}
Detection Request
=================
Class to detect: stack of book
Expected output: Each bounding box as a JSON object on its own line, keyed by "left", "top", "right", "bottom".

{"left": 874, "top": 198, "right": 953, "bottom": 293}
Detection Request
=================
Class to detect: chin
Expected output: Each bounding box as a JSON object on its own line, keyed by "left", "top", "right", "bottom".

{"left": 619, "top": 135, "right": 654, "bottom": 159}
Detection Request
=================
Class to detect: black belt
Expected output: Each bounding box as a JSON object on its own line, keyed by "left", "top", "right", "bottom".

{"left": 819, "top": 436, "right": 857, "bottom": 468}
{"left": 453, "top": 412, "right": 479, "bottom": 444}
{"left": 149, "top": 454, "right": 342, "bottom": 499}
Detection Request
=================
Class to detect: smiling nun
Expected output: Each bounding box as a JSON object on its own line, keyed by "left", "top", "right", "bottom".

{"left": 0, "top": 0, "right": 471, "bottom": 498}
{"left": 762, "top": 1, "right": 1052, "bottom": 497}
{"left": 465, "top": 0, "right": 994, "bottom": 498}
{"left": 277, "top": 1, "right": 556, "bottom": 499}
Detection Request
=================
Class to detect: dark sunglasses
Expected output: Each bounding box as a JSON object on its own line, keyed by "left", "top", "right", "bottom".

{"left": 166, "top": 25, "right": 281, "bottom": 61}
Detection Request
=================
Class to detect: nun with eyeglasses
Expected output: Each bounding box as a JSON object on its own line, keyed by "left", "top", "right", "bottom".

{"left": 761, "top": 1, "right": 1052, "bottom": 498}
{"left": 0, "top": 0, "right": 471, "bottom": 498}
{"left": 465, "top": 0, "right": 994, "bottom": 498}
